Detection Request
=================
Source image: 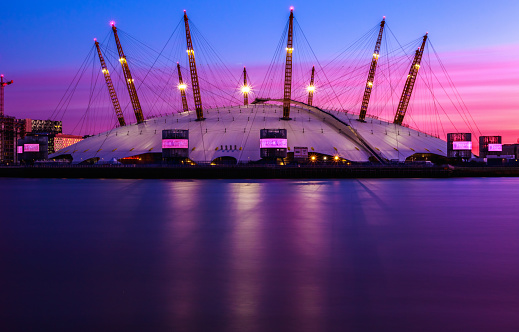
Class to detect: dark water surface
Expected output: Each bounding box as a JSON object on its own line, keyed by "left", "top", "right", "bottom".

{"left": 1, "top": 178, "right": 518, "bottom": 331}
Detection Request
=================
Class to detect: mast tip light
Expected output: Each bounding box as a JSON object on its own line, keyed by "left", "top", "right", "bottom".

{"left": 110, "top": 21, "right": 115, "bottom": 26}
{"left": 241, "top": 85, "right": 251, "bottom": 94}
{"left": 290, "top": 6, "right": 294, "bottom": 10}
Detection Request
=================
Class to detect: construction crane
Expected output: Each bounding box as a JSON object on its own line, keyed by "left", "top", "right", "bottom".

{"left": 307, "top": 66, "right": 315, "bottom": 106}
{"left": 176, "top": 62, "right": 189, "bottom": 113}
{"left": 184, "top": 10, "right": 204, "bottom": 121}
{"left": 282, "top": 7, "right": 294, "bottom": 120}
{"left": 112, "top": 22, "right": 144, "bottom": 124}
{"left": 242, "top": 67, "right": 250, "bottom": 106}
{"left": 94, "top": 39, "right": 126, "bottom": 127}
{"left": 393, "top": 33, "right": 428, "bottom": 125}
{"left": 0, "top": 74, "right": 14, "bottom": 117}
{"left": 358, "top": 18, "right": 385, "bottom": 122}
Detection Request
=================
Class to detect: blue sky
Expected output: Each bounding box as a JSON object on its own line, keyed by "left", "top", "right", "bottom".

{"left": 2, "top": 0, "right": 519, "bottom": 71}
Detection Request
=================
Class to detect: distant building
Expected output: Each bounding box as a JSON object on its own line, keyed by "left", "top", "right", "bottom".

{"left": 17, "top": 135, "right": 49, "bottom": 163}
{"left": 24, "top": 119, "right": 63, "bottom": 154}
{"left": 479, "top": 136, "right": 502, "bottom": 158}
{"left": 54, "top": 134, "right": 83, "bottom": 152}
{"left": 501, "top": 144, "right": 519, "bottom": 159}
{"left": 447, "top": 133, "right": 472, "bottom": 159}
{"left": 0, "top": 116, "right": 26, "bottom": 164}
{"left": 26, "top": 119, "right": 62, "bottom": 135}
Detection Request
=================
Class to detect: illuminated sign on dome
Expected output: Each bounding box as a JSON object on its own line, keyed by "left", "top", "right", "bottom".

{"left": 162, "top": 139, "right": 189, "bottom": 149}
{"left": 260, "top": 139, "right": 287, "bottom": 149}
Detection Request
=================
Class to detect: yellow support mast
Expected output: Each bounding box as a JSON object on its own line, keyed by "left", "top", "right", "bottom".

{"left": 94, "top": 39, "right": 126, "bottom": 126}
{"left": 176, "top": 62, "right": 189, "bottom": 113}
{"left": 282, "top": 7, "right": 294, "bottom": 120}
{"left": 242, "top": 67, "right": 250, "bottom": 106}
{"left": 358, "top": 18, "right": 385, "bottom": 122}
{"left": 307, "top": 66, "right": 315, "bottom": 106}
{"left": 394, "top": 33, "right": 428, "bottom": 125}
{"left": 183, "top": 10, "right": 204, "bottom": 121}
{"left": 112, "top": 22, "right": 144, "bottom": 124}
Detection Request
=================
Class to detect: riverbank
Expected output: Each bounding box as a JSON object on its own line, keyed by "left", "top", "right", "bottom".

{"left": 1, "top": 164, "right": 518, "bottom": 179}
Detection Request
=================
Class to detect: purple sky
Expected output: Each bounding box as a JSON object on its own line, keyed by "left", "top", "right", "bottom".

{"left": 1, "top": 0, "right": 519, "bottom": 143}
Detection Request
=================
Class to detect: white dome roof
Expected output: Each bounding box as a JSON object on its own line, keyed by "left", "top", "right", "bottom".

{"left": 50, "top": 103, "right": 446, "bottom": 163}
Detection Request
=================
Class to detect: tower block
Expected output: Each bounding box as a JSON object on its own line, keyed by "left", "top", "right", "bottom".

{"left": 282, "top": 7, "right": 294, "bottom": 120}
{"left": 393, "top": 33, "right": 428, "bottom": 125}
{"left": 184, "top": 10, "right": 204, "bottom": 121}
{"left": 177, "top": 63, "right": 189, "bottom": 113}
{"left": 94, "top": 39, "right": 126, "bottom": 126}
{"left": 358, "top": 18, "right": 385, "bottom": 122}
{"left": 307, "top": 66, "right": 315, "bottom": 106}
{"left": 112, "top": 22, "right": 144, "bottom": 124}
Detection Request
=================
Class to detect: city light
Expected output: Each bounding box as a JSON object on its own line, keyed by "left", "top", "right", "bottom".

{"left": 334, "top": 156, "right": 339, "bottom": 161}
{"left": 241, "top": 85, "right": 251, "bottom": 94}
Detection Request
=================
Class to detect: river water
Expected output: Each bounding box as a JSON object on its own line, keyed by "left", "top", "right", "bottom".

{"left": 1, "top": 178, "right": 518, "bottom": 331}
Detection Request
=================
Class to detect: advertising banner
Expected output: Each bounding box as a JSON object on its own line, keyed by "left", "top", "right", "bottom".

{"left": 260, "top": 138, "right": 288, "bottom": 149}
{"left": 488, "top": 144, "right": 502, "bottom": 152}
{"left": 23, "top": 144, "right": 40, "bottom": 152}
{"left": 162, "top": 139, "right": 189, "bottom": 149}
{"left": 453, "top": 141, "right": 472, "bottom": 150}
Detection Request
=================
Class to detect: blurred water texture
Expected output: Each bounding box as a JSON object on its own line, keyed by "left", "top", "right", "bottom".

{"left": 1, "top": 178, "right": 518, "bottom": 331}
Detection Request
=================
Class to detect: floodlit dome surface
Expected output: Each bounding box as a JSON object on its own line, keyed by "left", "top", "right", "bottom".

{"left": 50, "top": 103, "right": 447, "bottom": 163}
